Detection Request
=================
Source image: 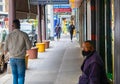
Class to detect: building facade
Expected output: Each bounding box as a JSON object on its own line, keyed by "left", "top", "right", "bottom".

{"left": 0, "top": 0, "right": 8, "bottom": 28}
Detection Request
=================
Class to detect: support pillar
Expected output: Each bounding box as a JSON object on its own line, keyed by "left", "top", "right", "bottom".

{"left": 9, "top": 0, "right": 16, "bottom": 32}
{"left": 41, "top": 5, "right": 46, "bottom": 40}
{"left": 44, "top": 5, "right": 46, "bottom": 40}
{"left": 91, "top": 0, "right": 96, "bottom": 48}
{"left": 37, "top": 5, "right": 42, "bottom": 43}
{"left": 98, "top": 0, "right": 105, "bottom": 65}
{"left": 114, "top": 0, "right": 120, "bottom": 83}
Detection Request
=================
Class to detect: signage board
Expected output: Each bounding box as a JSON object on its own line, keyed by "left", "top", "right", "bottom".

{"left": 54, "top": 8, "right": 72, "bottom": 13}
{"left": 53, "top": 4, "right": 71, "bottom": 8}
{"left": 30, "top": 0, "right": 69, "bottom": 5}
{"left": 53, "top": 4, "right": 72, "bottom": 13}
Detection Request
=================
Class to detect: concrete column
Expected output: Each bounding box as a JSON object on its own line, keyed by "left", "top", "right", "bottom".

{"left": 48, "top": 5, "right": 54, "bottom": 40}
{"left": 41, "top": 5, "right": 46, "bottom": 40}
{"left": 37, "top": 5, "right": 42, "bottom": 43}
{"left": 114, "top": 0, "right": 120, "bottom": 83}
{"left": 44, "top": 5, "right": 46, "bottom": 40}
{"left": 8, "top": 0, "right": 16, "bottom": 32}
{"left": 91, "top": 0, "right": 96, "bottom": 48}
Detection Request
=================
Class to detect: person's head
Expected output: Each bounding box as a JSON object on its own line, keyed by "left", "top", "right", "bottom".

{"left": 12, "top": 19, "right": 20, "bottom": 29}
{"left": 82, "top": 40, "right": 95, "bottom": 56}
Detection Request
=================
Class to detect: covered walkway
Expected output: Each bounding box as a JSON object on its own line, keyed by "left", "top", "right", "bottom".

{"left": 0, "top": 35, "right": 83, "bottom": 84}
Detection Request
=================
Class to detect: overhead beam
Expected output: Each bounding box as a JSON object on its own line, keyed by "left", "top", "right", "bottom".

{"left": 30, "top": 0, "right": 69, "bottom": 5}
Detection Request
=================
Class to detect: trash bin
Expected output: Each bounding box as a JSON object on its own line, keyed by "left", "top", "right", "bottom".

{"left": 36, "top": 43, "right": 45, "bottom": 52}
{"left": 43, "top": 40, "right": 50, "bottom": 49}
{"left": 25, "top": 54, "right": 29, "bottom": 69}
{"left": 27, "top": 47, "right": 38, "bottom": 59}
{"left": 7, "top": 61, "right": 11, "bottom": 74}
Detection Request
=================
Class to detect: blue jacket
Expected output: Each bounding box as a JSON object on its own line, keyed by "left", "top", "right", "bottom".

{"left": 79, "top": 51, "right": 109, "bottom": 84}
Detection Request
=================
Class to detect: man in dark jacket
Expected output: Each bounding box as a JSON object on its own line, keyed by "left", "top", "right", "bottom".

{"left": 79, "top": 40, "right": 109, "bottom": 84}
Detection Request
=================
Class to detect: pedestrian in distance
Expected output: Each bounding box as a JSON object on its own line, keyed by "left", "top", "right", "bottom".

{"left": 4, "top": 19, "right": 32, "bottom": 84}
{"left": 55, "top": 24, "right": 62, "bottom": 40}
{"left": 69, "top": 22, "right": 75, "bottom": 42}
{"left": 78, "top": 40, "right": 110, "bottom": 84}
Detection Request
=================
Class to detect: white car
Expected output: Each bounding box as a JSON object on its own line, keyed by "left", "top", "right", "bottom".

{"left": 20, "top": 22, "right": 37, "bottom": 47}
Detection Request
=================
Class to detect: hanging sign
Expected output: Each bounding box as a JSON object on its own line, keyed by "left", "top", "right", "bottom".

{"left": 53, "top": 4, "right": 72, "bottom": 13}
{"left": 53, "top": 8, "right": 72, "bottom": 13}
{"left": 53, "top": 4, "right": 71, "bottom": 8}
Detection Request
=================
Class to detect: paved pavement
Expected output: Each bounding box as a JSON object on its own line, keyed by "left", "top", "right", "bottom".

{"left": 0, "top": 34, "right": 84, "bottom": 84}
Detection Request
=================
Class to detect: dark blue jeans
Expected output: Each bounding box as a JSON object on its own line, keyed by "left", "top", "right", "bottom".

{"left": 10, "top": 58, "right": 26, "bottom": 84}
{"left": 70, "top": 31, "right": 73, "bottom": 41}
{"left": 56, "top": 32, "right": 61, "bottom": 39}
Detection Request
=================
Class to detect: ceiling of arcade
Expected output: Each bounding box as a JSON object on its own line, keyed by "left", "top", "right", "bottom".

{"left": 14, "top": 0, "right": 82, "bottom": 19}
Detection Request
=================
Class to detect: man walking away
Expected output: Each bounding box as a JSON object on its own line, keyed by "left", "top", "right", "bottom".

{"left": 4, "top": 19, "right": 32, "bottom": 84}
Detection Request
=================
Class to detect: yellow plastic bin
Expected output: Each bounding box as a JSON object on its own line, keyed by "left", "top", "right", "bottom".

{"left": 36, "top": 43, "right": 45, "bottom": 52}
{"left": 25, "top": 54, "right": 29, "bottom": 69}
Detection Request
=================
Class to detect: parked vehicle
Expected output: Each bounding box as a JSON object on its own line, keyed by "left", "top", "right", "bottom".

{"left": 20, "top": 22, "right": 37, "bottom": 47}
{"left": 0, "top": 29, "right": 9, "bottom": 72}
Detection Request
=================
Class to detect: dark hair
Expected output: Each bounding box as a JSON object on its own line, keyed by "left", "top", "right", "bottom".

{"left": 13, "top": 19, "right": 20, "bottom": 29}
{"left": 84, "top": 40, "right": 95, "bottom": 48}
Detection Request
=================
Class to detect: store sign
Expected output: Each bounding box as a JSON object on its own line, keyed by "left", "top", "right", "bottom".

{"left": 54, "top": 8, "right": 72, "bottom": 13}
{"left": 53, "top": 4, "right": 71, "bottom": 13}
{"left": 30, "top": 0, "right": 69, "bottom": 5}
{"left": 53, "top": 4, "right": 71, "bottom": 8}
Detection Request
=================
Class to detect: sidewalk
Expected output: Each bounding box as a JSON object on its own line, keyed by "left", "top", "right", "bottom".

{"left": 0, "top": 35, "right": 84, "bottom": 84}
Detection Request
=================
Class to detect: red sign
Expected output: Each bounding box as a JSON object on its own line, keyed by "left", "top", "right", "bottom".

{"left": 54, "top": 8, "right": 72, "bottom": 13}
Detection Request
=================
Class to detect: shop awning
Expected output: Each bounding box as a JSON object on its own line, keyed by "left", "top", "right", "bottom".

{"left": 13, "top": 0, "right": 82, "bottom": 19}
